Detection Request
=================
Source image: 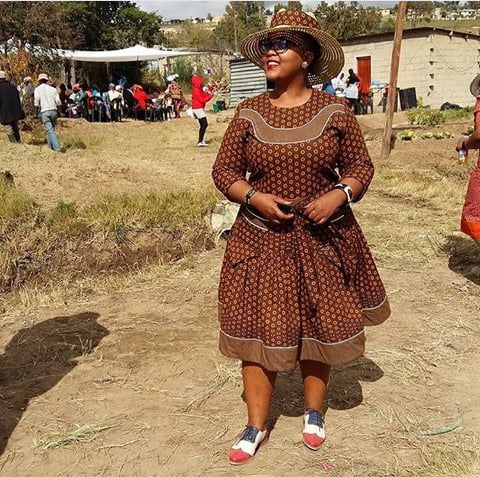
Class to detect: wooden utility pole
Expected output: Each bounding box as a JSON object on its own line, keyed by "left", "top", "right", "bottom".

{"left": 380, "top": 1, "right": 408, "bottom": 160}
{"left": 233, "top": 8, "right": 239, "bottom": 54}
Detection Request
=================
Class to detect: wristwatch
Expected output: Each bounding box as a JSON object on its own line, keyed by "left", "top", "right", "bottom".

{"left": 333, "top": 183, "right": 354, "bottom": 204}
{"left": 245, "top": 187, "right": 257, "bottom": 206}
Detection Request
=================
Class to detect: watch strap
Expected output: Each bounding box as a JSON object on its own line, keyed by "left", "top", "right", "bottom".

{"left": 245, "top": 188, "right": 257, "bottom": 205}
{"left": 333, "top": 183, "right": 354, "bottom": 204}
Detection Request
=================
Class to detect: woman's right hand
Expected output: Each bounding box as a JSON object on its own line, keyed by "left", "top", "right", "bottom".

{"left": 249, "top": 192, "right": 294, "bottom": 224}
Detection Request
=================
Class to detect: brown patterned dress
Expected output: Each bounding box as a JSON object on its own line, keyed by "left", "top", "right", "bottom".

{"left": 212, "top": 89, "right": 390, "bottom": 372}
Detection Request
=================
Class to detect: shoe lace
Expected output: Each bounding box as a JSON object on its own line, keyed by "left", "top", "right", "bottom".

{"left": 239, "top": 425, "right": 260, "bottom": 443}
{"left": 306, "top": 409, "right": 324, "bottom": 428}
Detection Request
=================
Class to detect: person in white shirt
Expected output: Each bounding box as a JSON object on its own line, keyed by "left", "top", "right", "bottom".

{"left": 331, "top": 72, "right": 346, "bottom": 94}
{"left": 34, "top": 73, "right": 62, "bottom": 151}
{"left": 345, "top": 68, "right": 360, "bottom": 114}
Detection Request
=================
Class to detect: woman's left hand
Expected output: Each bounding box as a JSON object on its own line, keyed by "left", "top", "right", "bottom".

{"left": 304, "top": 190, "right": 347, "bottom": 225}
{"left": 456, "top": 137, "right": 467, "bottom": 152}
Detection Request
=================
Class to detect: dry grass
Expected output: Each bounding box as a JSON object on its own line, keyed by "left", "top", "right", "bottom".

{"left": 357, "top": 160, "right": 474, "bottom": 269}
{"left": 0, "top": 179, "right": 220, "bottom": 295}
{"left": 405, "top": 435, "right": 479, "bottom": 477}
{"left": 33, "top": 418, "right": 122, "bottom": 449}
{"left": 182, "top": 356, "right": 240, "bottom": 412}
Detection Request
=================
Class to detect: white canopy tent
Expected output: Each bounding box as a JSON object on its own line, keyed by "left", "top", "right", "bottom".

{"left": 58, "top": 44, "right": 197, "bottom": 62}
{"left": 57, "top": 45, "right": 199, "bottom": 83}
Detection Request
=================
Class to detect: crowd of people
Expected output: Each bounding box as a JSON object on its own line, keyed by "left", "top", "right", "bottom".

{"left": 52, "top": 76, "right": 186, "bottom": 123}
{"left": 320, "top": 68, "right": 372, "bottom": 114}
{"left": 14, "top": 72, "right": 215, "bottom": 125}
{"left": 0, "top": 70, "right": 227, "bottom": 149}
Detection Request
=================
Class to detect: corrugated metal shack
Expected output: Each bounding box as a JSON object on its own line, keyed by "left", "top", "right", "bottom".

{"left": 229, "top": 58, "right": 267, "bottom": 107}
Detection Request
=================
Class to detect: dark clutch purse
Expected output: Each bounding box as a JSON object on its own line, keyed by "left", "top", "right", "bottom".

{"left": 278, "top": 197, "right": 348, "bottom": 224}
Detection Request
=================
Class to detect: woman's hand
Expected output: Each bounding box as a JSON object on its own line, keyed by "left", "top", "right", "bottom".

{"left": 304, "top": 190, "right": 347, "bottom": 225}
{"left": 456, "top": 137, "right": 468, "bottom": 153}
{"left": 249, "top": 192, "right": 294, "bottom": 224}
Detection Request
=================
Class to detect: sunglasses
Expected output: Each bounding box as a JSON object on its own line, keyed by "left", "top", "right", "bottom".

{"left": 259, "top": 37, "right": 295, "bottom": 55}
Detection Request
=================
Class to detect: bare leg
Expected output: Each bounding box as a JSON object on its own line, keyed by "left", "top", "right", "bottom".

{"left": 300, "top": 360, "right": 330, "bottom": 411}
{"left": 242, "top": 361, "right": 276, "bottom": 430}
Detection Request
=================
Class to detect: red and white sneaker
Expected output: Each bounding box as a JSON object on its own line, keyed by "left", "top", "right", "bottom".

{"left": 228, "top": 425, "right": 268, "bottom": 465}
{"left": 302, "top": 409, "right": 325, "bottom": 451}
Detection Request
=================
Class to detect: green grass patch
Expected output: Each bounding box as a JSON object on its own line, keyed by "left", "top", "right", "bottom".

{"left": 84, "top": 190, "right": 218, "bottom": 233}
{"left": 0, "top": 182, "right": 220, "bottom": 292}
{"left": 406, "top": 107, "right": 473, "bottom": 126}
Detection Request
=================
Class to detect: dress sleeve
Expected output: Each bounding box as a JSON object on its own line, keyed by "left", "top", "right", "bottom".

{"left": 337, "top": 105, "right": 374, "bottom": 201}
{"left": 212, "top": 107, "right": 250, "bottom": 196}
{"left": 474, "top": 97, "right": 480, "bottom": 127}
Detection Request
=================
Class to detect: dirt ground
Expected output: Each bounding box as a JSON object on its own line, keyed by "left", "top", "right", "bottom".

{"left": 0, "top": 114, "right": 229, "bottom": 208}
{"left": 0, "top": 112, "right": 479, "bottom": 476}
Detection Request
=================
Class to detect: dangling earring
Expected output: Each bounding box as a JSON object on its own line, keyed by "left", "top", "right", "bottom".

{"left": 302, "top": 61, "right": 309, "bottom": 70}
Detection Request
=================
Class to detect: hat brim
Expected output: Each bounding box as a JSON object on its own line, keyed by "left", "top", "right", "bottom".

{"left": 470, "top": 74, "right": 480, "bottom": 97}
{"left": 240, "top": 25, "right": 344, "bottom": 85}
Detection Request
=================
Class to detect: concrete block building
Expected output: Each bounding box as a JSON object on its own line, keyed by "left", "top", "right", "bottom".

{"left": 341, "top": 27, "right": 480, "bottom": 109}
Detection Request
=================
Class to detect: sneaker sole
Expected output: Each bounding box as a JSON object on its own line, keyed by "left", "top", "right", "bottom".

{"left": 302, "top": 434, "right": 325, "bottom": 451}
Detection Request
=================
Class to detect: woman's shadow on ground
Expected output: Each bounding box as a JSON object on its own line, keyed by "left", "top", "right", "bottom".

{"left": 0, "top": 312, "right": 108, "bottom": 456}
{"left": 267, "top": 356, "right": 384, "bottom": 430}
{"left": 442, "top": 234, "right": 480, "bottom": 285}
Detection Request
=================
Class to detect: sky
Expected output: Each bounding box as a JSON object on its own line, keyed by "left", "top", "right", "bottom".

{"left": 137, "top": 1, "right": 397, "bottom": 20}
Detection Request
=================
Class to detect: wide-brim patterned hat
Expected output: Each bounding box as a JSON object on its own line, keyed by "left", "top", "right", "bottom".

{"left": 470, "top": 74, "right": 480, "bottom": 97}
{"left": 240, "top": 9, "right": 344, "bottom": 85}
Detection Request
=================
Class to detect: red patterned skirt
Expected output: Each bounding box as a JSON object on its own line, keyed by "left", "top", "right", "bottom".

{"left": 461, "top": 155, "right": 480, "bottom": 239}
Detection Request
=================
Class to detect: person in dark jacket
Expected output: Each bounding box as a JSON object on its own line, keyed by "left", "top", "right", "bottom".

{"left": 0, "top": 70, "right": 25, "bottom": 143}
{"left": 191, "top": 74, "right": 213, "bottom": 146}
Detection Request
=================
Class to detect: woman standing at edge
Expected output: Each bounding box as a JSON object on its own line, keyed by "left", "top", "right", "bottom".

{"left": 212, "top": 9, "right": 390, "bottom": 465}
{"left": 191, "top": 74, "right": 213, "bottom": 147}
{"left": 456, "top": 74, "right": 480, "bottom": 246}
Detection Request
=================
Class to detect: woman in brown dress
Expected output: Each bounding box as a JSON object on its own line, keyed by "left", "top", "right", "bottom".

{"left": 212, "top": 9, "right": 390, "bottom": 465}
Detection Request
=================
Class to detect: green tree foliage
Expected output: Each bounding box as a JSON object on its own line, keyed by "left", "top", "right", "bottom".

{"left": 287, "top": 2, "right": 303, "bottom": 12}
{"left": 171, "top": 56, "right": 195, "bottom": 89}
{"left": 378, "top": 16, "right": 396, "bottom": 33}
{"left": 0, "top": 2, "right": 74, "bottom": 52}
{"left": 0, "top": 1, "right": 165, "bottom": 84}
{"left": 114, "top": 6, "right": 164, "bottom": 48}
{"left": 274, "top": 2, "right": 302, "bottom": 13}
{"left": 436, "top": 1, "right": 460, "bottom": 11}
{"left": 403, "top": 1, "right": 434, "bottom": 25}
{"left": 0, "top": 2, "right": 76, "bottom": 75}
{"left": 60, "top": 1, "right": 163, "bottom": 49}
{"left": 313, "top": 1, "right": 383, "bottom": 39}
{"left": 60, "top": 1, "right": 131, "bottom": 49}
{"left": 213, "top": 2, "right": 266, "bottom": 52}
{"left": 274, "top": 3, "right": 288, "bottom": 13}
{"left": 178, "top": 21, "right": 216, "bottom": 50}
